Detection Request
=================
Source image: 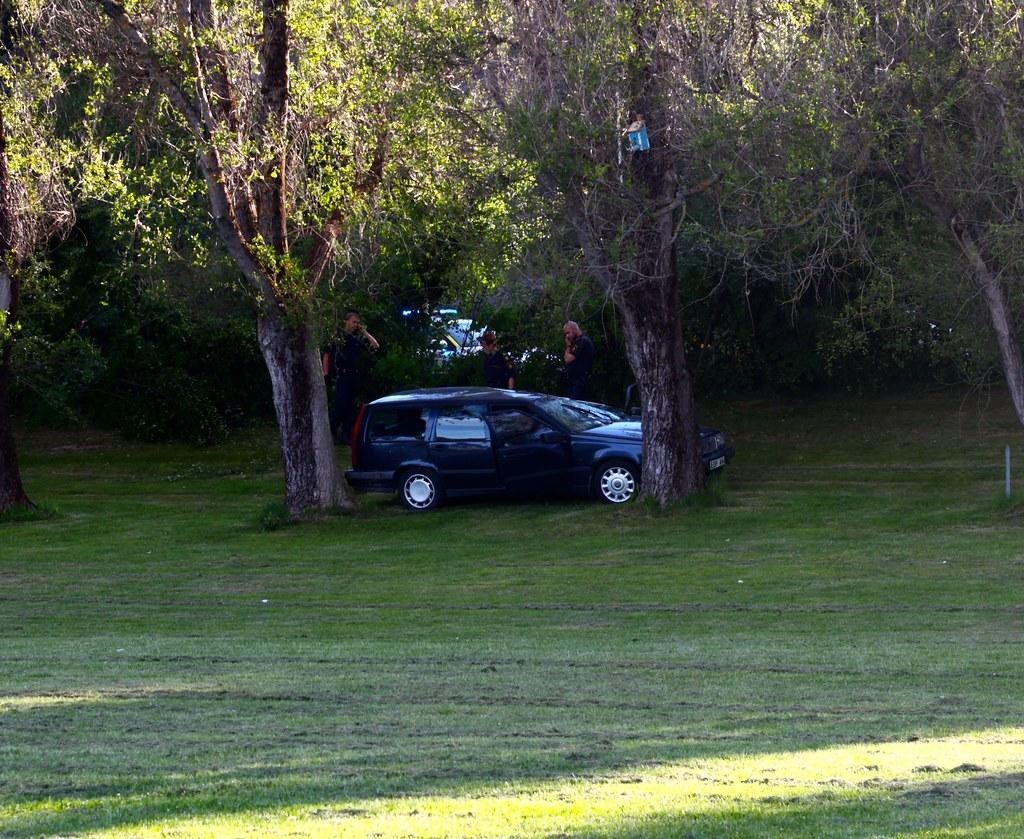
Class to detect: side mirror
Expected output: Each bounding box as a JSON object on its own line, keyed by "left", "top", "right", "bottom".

{"left": 628, "top": 407, "right": 641, "bottom": 418}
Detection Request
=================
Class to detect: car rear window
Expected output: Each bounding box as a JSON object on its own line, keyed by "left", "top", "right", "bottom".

{"left": 367, "top": 407, "right": 429, "bottom": 441}
{"left": 434, "top": 405, "right": 490, "bottom": 441}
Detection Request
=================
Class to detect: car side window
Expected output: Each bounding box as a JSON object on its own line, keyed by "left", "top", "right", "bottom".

{"left": 367, "top": 407, "right": 429, "bottom": 441}
{"left": 434, "top": 405, "right": 490, "bottom": 442}
{"left": 489, "top": 408, "right": 553, "bottom": 445}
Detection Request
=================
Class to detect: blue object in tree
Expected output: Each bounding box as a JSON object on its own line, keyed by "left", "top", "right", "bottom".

{"left": 625, "top": 120, "right": 650, "bottom": 152}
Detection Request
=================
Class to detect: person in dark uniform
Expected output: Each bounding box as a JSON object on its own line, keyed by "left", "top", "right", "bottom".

{"left": 322, "top": 310, "right": 379, "bottom": 443}
{"left": 480, "top": 331, "right": 516, "bottom": 389}
{"left": 562, "top": 320, "right": 595, "bottom": 400}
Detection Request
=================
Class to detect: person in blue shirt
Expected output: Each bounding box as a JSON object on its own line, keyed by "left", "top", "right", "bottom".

{"left": 480, "top": 331, "right": 516, "bottom": 389}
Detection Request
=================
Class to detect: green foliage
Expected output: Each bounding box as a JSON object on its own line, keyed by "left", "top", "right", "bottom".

{"left": 80, "top": 141, "right": 210, "bottom": 270}
{"left": 258, "top": 500, "right": 292, "bottom": 531}
{"left": 683, "top": 274, "right": 825, "bottom": 394}
{"left": 369, "top": 347, "right": 435, "bottom": 395}
{"left": 83, "top": 295, "right": 269, "bottom": 444}
{"left": 819, "top": 279, "right": 962, "bottom": 389}
{"left": 14, "top": 205, "right": 272, "bottom": 442}
{"left": 0, "top": 50, "right": 77, "bottom": 239}
{"left": 12, "top": 331, "right": 106, "bottom": 424}
{"left": 797, "top": 1, "right": 1024, "bottom": 400}
{"left": 509, "top": 348, "right": 564, "bottom": 396}
{"left": 14, "top": 0, "right": 1018, "bottom": 429}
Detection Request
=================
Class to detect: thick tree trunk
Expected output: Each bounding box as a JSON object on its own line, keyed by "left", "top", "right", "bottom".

{"left": 257, "top": 312, "right": 350, "bottom": 515}
{"left": 948, "top": 213, "right": 1024, "bottom": 426}
{"left": 618, "top": 274, "right": 703, "bottom": 505}
{"left": 0, "top": 350, "right": 30, "bottom": 511}
{"left": 0, "top": 269, "right": 30, "bottom": 511}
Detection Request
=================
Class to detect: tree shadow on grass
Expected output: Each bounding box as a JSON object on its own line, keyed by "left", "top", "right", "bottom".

{"left": 3, "top": 696, "right": 1024, "bottom": 839}
{"left": 5, "top": 768, "right": 1024, "bottom": 838}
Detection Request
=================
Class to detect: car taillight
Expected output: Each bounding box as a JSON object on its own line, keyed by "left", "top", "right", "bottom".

{"left": 350, "top": 404, "right": 368, "bottom": 468}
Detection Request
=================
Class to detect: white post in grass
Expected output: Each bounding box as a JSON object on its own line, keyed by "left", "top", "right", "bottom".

{"left": 1006, "top": 445, "right": 1012, "bottom": 499}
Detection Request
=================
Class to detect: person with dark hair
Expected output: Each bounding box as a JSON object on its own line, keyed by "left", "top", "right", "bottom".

{"left": 562, "top": 320, "right": 595, "bottom": 400}
{"left": 323, "top": 309, "right": 379, "bottom": 444}
{"left": 480, "top": 331, "right": 516, "bottom": 389}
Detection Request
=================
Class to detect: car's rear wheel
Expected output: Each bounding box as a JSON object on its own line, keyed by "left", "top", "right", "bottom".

{"left": 594, "top": 459, "right": 638, "bottom": 504}
{"left": 399, "top": 468, "right": 443, "bottom": 511}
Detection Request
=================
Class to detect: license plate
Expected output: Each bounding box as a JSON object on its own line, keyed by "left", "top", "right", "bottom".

{"left": 709, "top": 456, "right": 725, "bottom": 470}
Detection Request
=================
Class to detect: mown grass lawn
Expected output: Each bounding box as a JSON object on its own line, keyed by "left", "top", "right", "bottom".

{"left": 3, "top": 389, "right": 1024, "bottom": 838}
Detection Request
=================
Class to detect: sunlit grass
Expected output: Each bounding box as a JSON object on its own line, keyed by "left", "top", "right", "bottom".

{"left": 9, "top": 729, "right": 1023, "bottom": 838}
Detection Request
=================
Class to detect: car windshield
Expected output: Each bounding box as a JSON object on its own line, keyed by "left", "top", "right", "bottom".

{"left": 536, "top": 396, "right": 627, "bottom": 432}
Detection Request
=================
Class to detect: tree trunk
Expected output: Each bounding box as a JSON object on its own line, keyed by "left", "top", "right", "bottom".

{"left": 618, "top": 271, "right": 703, "bottom": 505}
{"left": 257, "top": 312, "right": 350, "bottom": 516}
{"left": 0, "top": 268, "right": 30, "bottom": 512}
{"left": 949, "top": 213, "right": 1024, "bottom": 426}
{"left": 0, "top": 356, "right": 30, "bottom": 512}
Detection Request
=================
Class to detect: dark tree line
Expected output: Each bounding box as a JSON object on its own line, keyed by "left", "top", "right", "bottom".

{"left": 3, "top": 0, "right": 1023, "bottom": 513}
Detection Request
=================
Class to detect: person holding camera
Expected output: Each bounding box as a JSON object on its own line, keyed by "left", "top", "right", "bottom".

{"left": 322, "top": 309, "right": 379, "bottom": 444}
{"left": 562, "top": 320, "right": 595, "bottom": 400}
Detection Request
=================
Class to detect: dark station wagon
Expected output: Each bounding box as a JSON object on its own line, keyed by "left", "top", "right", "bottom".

{"left": 345, "top": 388, "right": 734, "bottom": 510}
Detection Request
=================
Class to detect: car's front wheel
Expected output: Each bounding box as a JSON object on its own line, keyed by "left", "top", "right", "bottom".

{"left": 594, "top": 459, "right": 639, "bottom": 504}
{"left": 398, "top": 468, "right": 443, "bottom": 511}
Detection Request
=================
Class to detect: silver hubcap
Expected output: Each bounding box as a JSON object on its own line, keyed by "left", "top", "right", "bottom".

{"left": 404, "top": 475, "right": 435, "bottom": 508}
{"left": 600, "top": 466, "right": 635, "bottom": 503}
